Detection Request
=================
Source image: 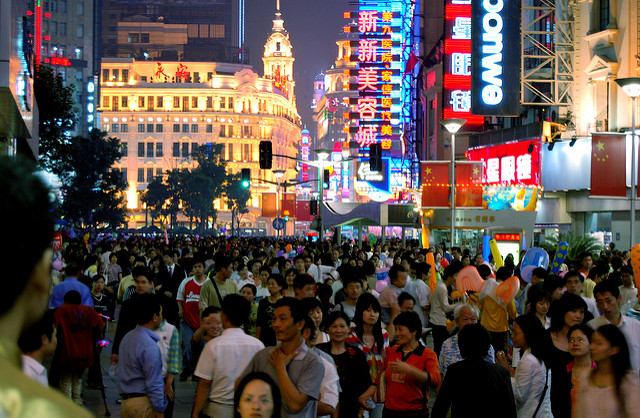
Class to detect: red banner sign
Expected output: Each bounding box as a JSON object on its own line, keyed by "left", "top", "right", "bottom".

{"left": 466, "top": 141, "right": 541, "bottom": 187}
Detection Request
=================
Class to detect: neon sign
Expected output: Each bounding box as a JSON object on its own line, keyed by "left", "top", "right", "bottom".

{"left": 299, "top": 130, "right": 311, "bottom": 182}
{"left": 45, "top": 57, "right": 72, "bottom": 66}
{"left": 466, "top": 141, "right": 541, "bottom": 186}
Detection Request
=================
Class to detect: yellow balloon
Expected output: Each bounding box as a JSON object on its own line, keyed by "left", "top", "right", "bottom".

{"left": 489, "top": 239, "right": 504, "bottom": 268}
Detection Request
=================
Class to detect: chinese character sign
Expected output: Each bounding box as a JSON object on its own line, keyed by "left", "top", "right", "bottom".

{"left": 466, "top": 142, "right": 541, "bottom": 186}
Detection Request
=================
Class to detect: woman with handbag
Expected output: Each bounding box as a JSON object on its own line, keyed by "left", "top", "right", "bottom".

{"left": 497, "top": 314, "right": 552, "bottom": 417}
{"left": 347, "top": 293, "right": 389, "bottom": 418}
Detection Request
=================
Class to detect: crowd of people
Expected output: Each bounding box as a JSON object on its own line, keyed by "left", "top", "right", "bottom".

{"left": 3, "top": 155, "right": 640, "bottom": 418}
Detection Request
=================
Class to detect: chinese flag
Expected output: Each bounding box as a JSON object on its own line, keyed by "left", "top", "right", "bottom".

{"left": 261, "top": 193, "right": 278, "bottom": 218}
{"left": 296, "top": 200, "right": 312, "bottom": 222}
{"left": 456, "top": 161, "right": 483, "bottom": 208}
{"left": 281, "top": 193, "right": 296, "bottom": 218}
{"left": 591, "top": 134, "right": 626, "bottom": 197}
{"left": 421, "top": 162, "right": 451, "bottom": 208}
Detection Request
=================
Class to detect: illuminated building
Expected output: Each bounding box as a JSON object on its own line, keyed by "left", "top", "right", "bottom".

{"left": 0, "top": 0, "right": 38, "bottom": 157}
{"left": 101, "top": 7, "right": 301, "bottom": 230}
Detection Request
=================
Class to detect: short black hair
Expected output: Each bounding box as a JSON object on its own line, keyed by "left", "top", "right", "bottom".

{"left": 620, "top": 265, "right": 634, "bottom": 276}
{"left": 543, "top": 274, "right": 565, "bottom": 294}
{"left": 496, "top": 266, "right": 513, "bottom": 281}
{"left": 567, "top": 323, "right": 594, "bottom": 342}
{"left": 392, "top": 311, "right": 422, "bottom": 336}
{"left": 459, "top": 323, "right": 491, "bottom": 359}
{"left": 63, "top": 290, "right": 82, "bottom": 305}
{"left": 215, "top": 256, "right": 233, "bottom": 271}
{"left": 241, "top": 283, "right": 257, "bottom": 296}
{"left": 594, "top": 279, "right": 621, "bottom": 299}
{"left": 201, "top": 306, "right": 221, "bottom": 319}
{"left": 476, "top": 264, "right": 492, "bottom": 280}
{"left": 398, "top": 292, "right": 416, "bottom": 306}
{"left": 293, "top": 274, "right": 315, "bottom": 290}
{"left": 301, "top": 297, "right": 322, "bottom": 314}
{"left": 565, "top": 270, "right": 584, "bottom": 283}
{"left": 389, "top": 264, "right": 406, "bottom": 282}
{"left": 532, "top": 267, "right": 548, "bottom": 280}
{"left": 443, "top": 264, "right": 459, "bottom": 280}
{"left": 267, "top": 274, "right": 286, "bottom": 289}
{"left": 135, "top": 293, "right": 162, "bottom": 324}
{"left": 222, "top": 294, "right": 251, "bottom": 327}
{"left": 301, "top": 315, "right": 316, "bottom": 341}
{"left": 342, "top": 275, "right": 363, "bottom": 287}
{"left": 259, "top": 265, "right": 272, "bottom": 274}
{"left": 132, "top": 266, "right": 149, "bottom": 279}
{"left": 18, "top": 311, "right": 56, "bottom": 353}
{"left": 91, "top": 274, "right": 106, "bottom": 284}
{"left": 274, "top": 297, "right": 306, "bottom": 323}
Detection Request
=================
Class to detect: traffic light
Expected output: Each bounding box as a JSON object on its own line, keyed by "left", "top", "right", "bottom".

{"left": 241, "top": 168, "right": 250, "bottom": 188}
{"left": 369, "top": 143, "right": 382, "bottom": 172}
{"left": 310, "top": 199, "right": 318, "bottom": 215}
{"left": 323, "top": 169, "right": 330, "bottom": 189}
{"left": 284, "top": 215, "right": 289, "bottom": 222}
{"left": 259, "top": 141, "right": 273, "bottom": 169}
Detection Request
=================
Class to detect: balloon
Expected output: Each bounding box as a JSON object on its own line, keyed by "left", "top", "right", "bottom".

{"left": 376, "top": 277, "right": 389, "bottom": 293}
{"left": 426, "top": 252, "right": 438, "bottom": 293}
{"left": 455, "top": 266, "right": 484, "bottom": 293}
{"left": 630, "top": 244, "right": 640, "bottom": 297}
{"left": 277, "top": 250, "right": 284, "bottom": 257}
{"left": 496, "top": 276, "right": 520, "bottom": 306}
{"left": 489, "top": 239, "right": 504, "bottom": 268}
{"left": 550, "top": 241, "right": 569, "bottom": 274}
{"left": 83, "top": 233, "right": 90, "bottom": 242}
{"left": 451, "top": 290, "right": 465, "bottom": 300}
{"left": 421, "top": 219, "right": 430, "bottom": 249}
{"left": 51, "top": 232, "right": 63, "bottom": 251}
{"left": 52, "top": 260, "right": 63, "bottom": 271}
{"left": 441, "top": 258, "right": 450, "bottom": 269}
{"left": 521, "top": 265, "right": 536, "bottom": 283}
{"left": 521, "top": 247, "right": 549, "bottom": 271}
{"left": 286, "top": 244, "right": 292, "bottom": 252}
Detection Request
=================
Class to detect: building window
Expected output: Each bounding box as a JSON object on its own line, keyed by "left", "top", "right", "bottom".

{"left": 102, "top": 69, "right": 109, "bottom": 82}
{"left": 147, "top": 96, "right": 154, "bottom": 110}
{"left": 128, "top": 33, "right": 140, "bottom": 43}
{"left": 156, "top": 168, "right": 162, "bottom": 178}
{"left": 137, "top": 124, "right": 145, "bottom": 133}
{"left": 74, "top": 47, "right": 82, "bottom": 59}
{"left": 121, "top": 143, "right": 128, "bottom": 157}
{"left": 112, "top": 123, "right": 119, "bottom": 133}
{"left": 157, "top": 96, "right": 163, "bottom": 108}
{"left": 228, "top": 97, "right": 234, "bottom": 110}
{"left": 147, "top": 142, "right": 154, "bottom": 157}
{"left": 76, "top": 24, "right": 83, "bottom": 38}
{"left": 182, "top": 143, "right": 189, "bottom": 157}
{"left": 122, "top": 69, "right": 129, "bottom": 82}
{"left": 50, "top": 22, "right": 57, "bottom": 35}
{"left": 219, "top": 125, "right": 226, "bottom": 137}
{"left": 121, "top": 168, "right": 127, "bottom": 181}
{"left": 172, "top": 142, "right": 180, "bottom": 157}
{"left": 173, "top": 96, "right": 180, "bottom": 108}
{"left": 59, "top": 0, "right": 66, "bottom": 12}
{"left": 243, "top": 143, "right": 250, "bottom": 161}
{"left": 121, "top": 96, "right": 128, "bottom": 107}
{"left": 137, "top": 168, "right": 145, "bottom": 182}
{"left": 207, "top": 72, "right": 213, "bottom": 81}
{"left": 76, "top": 1, "right": 83, "bottom": 15}
{"left": 228, "top": 143, "right": 233, "bottom": 161}
{"left": 599, "top": 0, "right": 610, "bottom": 31}
{"left": 156, "top": 143, "right": 163, "bottom": 157}
{"left": 173, "top": 124, "right": 180, "bottom": 133}
{"left": 191, "top": 124, "right": 198, "bottom": 133}
{"left": 191, "top": 97, "right": 198, "bottom": 108}
{"left": 220, "top": 97, "right": 226, "bottom": 109}
{"left": 138, "top": 142, "right": 145, "bottom": 157}
{"left": 182, "top": 124, "right": 189, "bottom": 133}
{"left": 206, "top": 97, "right": 213, "bottom": 108}
{"left": 112, "top": 69, "right": 119, "bottom": 81}
{"left": 155, "top": 124, "right": 163, "bottom": 133}
{"left": 191, "top": 143, "right": 198, "bottom": 156}
{"left": 103, "top": 124, "right": 110, "bottom": 133}
{"left": 102, "top": 96, "right": 110, "bottom": 108}
{"left": 121, "top": 124, "right": 128, "bottom": 132}
{"left": 193, "top": 72, "right": 199, "bottom": 82}
{"left": 147, "top": 167, "right": 154, "bottom": 182}
{"left": 206, "top": 124, "right": 212, "bottom": 133}
{"left": 146, "top": 124, "right": 153, "bottom": 133}
{"left": 138, "top": 96, "right": 145, "bottom": 108}
{"left": 141, "top": 33, "right": 150, "bottom": 43}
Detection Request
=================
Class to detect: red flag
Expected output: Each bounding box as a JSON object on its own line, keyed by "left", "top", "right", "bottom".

{"left": 456, "top": 161, "right": 483, "bottom": 208}
{"left": 404, "top": 51, "right": 419, "bottom": 75}
{"left": 281, "top": 193, "right": 296, "bottom": 218}
{"left": 591, "top": 134, "right": 626, "bottom": 197}
{"left": 421, "top": 162, "right": 450, "bottom": 208}
{"left": 296, "top": 200, "right": 312, "bottom": 222}
{"left": 261, "top": 193, "right": 278, "bottom": 218}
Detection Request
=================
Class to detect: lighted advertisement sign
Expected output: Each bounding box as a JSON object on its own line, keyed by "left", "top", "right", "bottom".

{"left": 355, "top": 157, "right": 405, "bottom": 202}
{"left": 471, "top": 0, "right": 521, "bottom": 115}
{"left": 299, "top": 130, "right": 311, "bottom": 182}
{"left": 357, "top": 158, "right": 390, "bottom": 192}
{"left": 442, "top": 0, "right": 484, "bottom": 129}
{"left": 466, "top": 141, "right": 541, "bottom": 187}
{"left": 483, "top": 186, "right": 538, "bottom": 211}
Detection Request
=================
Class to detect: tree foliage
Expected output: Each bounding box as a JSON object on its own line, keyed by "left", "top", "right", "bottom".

{"left": 60, "top": 130, "right": 128, "bottom": 229}
{"left": 34, "top": 65, "right": 77, "bottom": 176}
{"left": 540, "top": 232, "right": 605, "bottom": 263}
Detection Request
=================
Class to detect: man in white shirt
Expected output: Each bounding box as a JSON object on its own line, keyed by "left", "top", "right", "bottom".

{"left": 192, "top": 294, "right": 265, "bottom": 417}
{"left": 565, "top": 270, "right": 600, "bottom": 319}
{"left": 619, "top": 266, "right": 638, "bottom": 314}
{"left": 429, "top": 264, "right": 464, "bottom": 356}
{"left": 589, "top": 280, "right": 640, "bottom": 373}
{"left": 302, "top": 316, "right": 339, "bottom": 417}
{"left": 18, "top": 312, "right": 57, "bottom": 387}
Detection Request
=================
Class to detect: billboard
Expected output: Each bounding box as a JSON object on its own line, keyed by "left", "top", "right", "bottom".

{"left": 466, "top": 141, "right": 541, "bottom": 187}
{"left": 471, "top": 0, "right": 521, "bottom": 115}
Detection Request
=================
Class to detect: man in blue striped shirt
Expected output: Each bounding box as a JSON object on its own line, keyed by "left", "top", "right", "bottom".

{"left": 118, "top": 293, "right": 167, "bottom": 417}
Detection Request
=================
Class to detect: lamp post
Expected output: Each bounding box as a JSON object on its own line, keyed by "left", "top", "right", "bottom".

{"left": 273, "top": 169, "right": 286, "bottom": 237}
{"left": 615, "top": 77, "right": 640, "bottom": 249}
{"left": 315, "top": 149, "right": 331, "bottom": 241}
{"left": 440, "top": 118, "right": 466, "bottom": 248}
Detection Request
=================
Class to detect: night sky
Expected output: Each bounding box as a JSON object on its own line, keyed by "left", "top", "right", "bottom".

{"left": 244, "top": 0, "right": 351, "bottom": 131}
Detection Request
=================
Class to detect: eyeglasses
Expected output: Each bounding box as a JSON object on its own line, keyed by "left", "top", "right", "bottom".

{"left": 569, "top": 337, "right": 587, "bottom": 344}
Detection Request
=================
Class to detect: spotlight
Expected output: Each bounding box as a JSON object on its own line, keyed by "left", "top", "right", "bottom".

{"left": 570, "top": 137, "right": 577, "bottom": 147}
{"left": 527, "top": 142, "right": 534, "bottom": 153}
{"left": 548, "top": 141, "right": 555, "bottom": 151}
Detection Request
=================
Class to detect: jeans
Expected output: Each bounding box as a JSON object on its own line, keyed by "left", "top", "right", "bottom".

{"left": 59, "top": 369, "right": 84, "bottom": 405}
{"left": 180, "top": 319, "right": 197, "bottom": 373}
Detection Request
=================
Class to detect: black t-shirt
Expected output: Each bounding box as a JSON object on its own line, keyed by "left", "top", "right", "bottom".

{"left": 91, "top": 292, "right": 113, "bottom": 319}
{"left": 257, "top": 298, "right": 278, "bottom": 347}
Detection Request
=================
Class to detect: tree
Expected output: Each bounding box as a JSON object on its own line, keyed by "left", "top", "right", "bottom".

{"left": 34, "top": 65, "right": 77, "bottom": 176}
{"left": 225, "top": 172, "right": 252, "bottom": 236}
{"left": 140, "top": 178, "right": 171, "bottom": 225}
{"left": 540, "top": 232, "right": 604, "bottom": 264}
{"left": 60, "top": 130, "right": 128, "bottom": 229}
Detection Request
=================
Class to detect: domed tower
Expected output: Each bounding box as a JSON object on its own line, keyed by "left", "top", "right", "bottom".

{"left": 262, "top": 0, "right": 295, "bottom": 102}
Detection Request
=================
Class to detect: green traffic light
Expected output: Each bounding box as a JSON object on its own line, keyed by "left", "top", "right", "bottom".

{"left": 241, "top": 180, "right": 250, "bottom": 188}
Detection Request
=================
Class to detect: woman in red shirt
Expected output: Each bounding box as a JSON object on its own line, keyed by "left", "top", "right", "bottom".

{"left": 382, "top": 311, "right": 441, "bottom": 417}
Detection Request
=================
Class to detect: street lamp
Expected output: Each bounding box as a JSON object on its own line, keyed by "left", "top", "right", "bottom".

{"left": 615, "top": 77, "right": 640, "bottom": 249}
{"left": 272, "top": 169, "right": 286, "bottom": 237}
{"left": 440, "top": 118, "right": 466, "bottom": 248}
{"left": 314, "top": 149, "right": 332, "bottom": 241}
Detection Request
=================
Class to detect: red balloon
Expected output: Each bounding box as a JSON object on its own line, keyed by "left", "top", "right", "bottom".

{"left": 51, "top": 232, "right": 63, "bottom": 251}
{"left": 496, "top": 276, "right": 520, "bottom": 305}
{"left": 455, "top": 266, "right": 484, "bottom": 293}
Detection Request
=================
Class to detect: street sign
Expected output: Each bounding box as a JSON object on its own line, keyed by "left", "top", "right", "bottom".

{"left": 273, "top": 217, "right": 286, "bottom": 230}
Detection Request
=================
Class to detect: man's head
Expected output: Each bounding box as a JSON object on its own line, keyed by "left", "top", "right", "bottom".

{"left": 192, "top": 260, "right": 205, "bottom": 278}
{"left": 458, "top": 323, "right": 491, "bottom": 360}
{"left": 18, "top": 310, "right": 57, "bottom": 357}
{"left": 221, "top": 294, "right": 251, "bottom": 329}
{"left": 588, "top": 264, "right": 607, "bottom": 284}
{"left": 259, "top": 266, "right": 271, "bottom": 286}
{"left": 201, "top": 306, "right": 222, "bottom": 338}
{"left": 343, "top": 276, "right": 363, "bottom": 301}
{"left": 303, "top": 254, "right": 314, "bottom": 270}
{"left": 272, "top": 297, "right": 306, "bottom": 343}
{"left": 594, "top": 280, "right": 622, "bottom": 322}
{"left": 301, "top": 315, "right": 317, "bottom": 348}
{"left": 389, "top": 264, "right": 408, "bottom": 289}
{"left": 216, "top": 256, "right": 234, "bottom": 280}
{"left": 564, "top": 270, "right": 584, "bottom": 295}
{"left": 543, "top": 274, "right": 566, "bottom": 301}
{"left": 531, "top": 267, "right": 548, "bottom": 284}
{"left": 398, "top": 292, "right": 416, "bottom": 312}
{"left": 621, "top": 266, "right": 635, "bottom": 288}
{"left": 163, "top": 251, "right": 175, "bottom": 266}
{"left": 579, "top": 252, "right": 593, "bottom": 271}
{"left": 301, "top": 297, "right": 323, "bottom": 329}
{"left": 63, "top": 290, "right": 82, "bottom": 305}
{"left": 454, "top": 304, "right": 479, "bottom": 331}
{"left": 451, "top": 247, "right": 462, "bottom": 261}
{"left": 135, "top": 293, "right": 163, "bottom": 329}
{"left": 443, "top": 264, "right": 459, "bottom": 285}
{"left": 133, "top": 266, "right": 153, "bottom": 294}
{"left": 133, "top": 256, "right": 147, "bottom": 269}
{"left": 293, "top": 274, "right": 315, "bottom": 299}
{"left": 293, "top": 255, "right": 306, "bottom": 274}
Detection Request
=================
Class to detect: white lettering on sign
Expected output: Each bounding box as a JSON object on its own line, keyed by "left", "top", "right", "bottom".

{"left": 452, "top": 17, "right": 472, "bottom": 40}
{"left": 451, "top": 53, "right": 471, "bottom": 75}
{"left": 500, "top": 156, "right": 516, "bottom": 183}
{"left": 516, "top": 154, "right": 532, "bottom": 180}
{"left": 480, "top": 0, "right": 504, "bottom": 105}
{"left": 452, "top": 0, "right": 471, "bottom": 3}
{"left": 450, "top": 90, "right": 471, "bottom": 112}
{"left": 486, "top": 158, "right": 500, "bottom": 183}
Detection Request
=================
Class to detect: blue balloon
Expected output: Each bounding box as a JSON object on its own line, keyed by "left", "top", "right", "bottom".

{"left": 521, "top": 247, "right": 550, "bottom": 271}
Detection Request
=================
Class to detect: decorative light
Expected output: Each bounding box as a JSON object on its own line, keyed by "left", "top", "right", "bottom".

{"left": 615, "top": 77, "right": 640, "bottom": 98}
{"left": 440, "top": 118, "right": 466, "bottom": 134}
